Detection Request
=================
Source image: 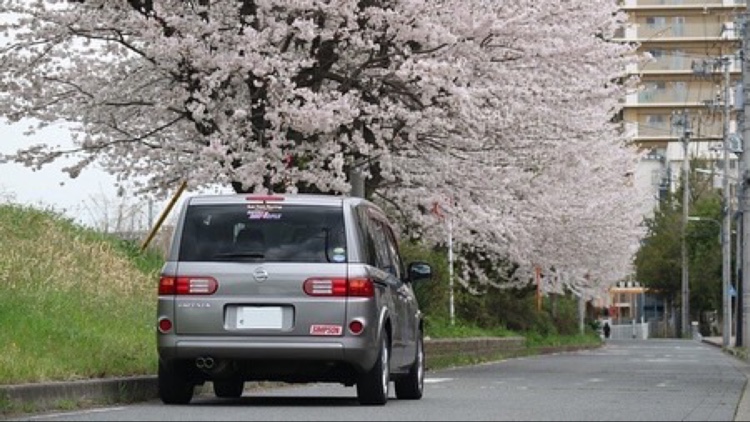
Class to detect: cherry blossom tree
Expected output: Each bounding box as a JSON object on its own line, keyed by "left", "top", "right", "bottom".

{"left": 0, "top": 0, "right": 648, "bottom": 294}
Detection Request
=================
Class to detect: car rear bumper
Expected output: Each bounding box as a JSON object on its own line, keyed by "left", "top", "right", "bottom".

{"left": 157, "top": 335, "right": 379, "bottom": 373}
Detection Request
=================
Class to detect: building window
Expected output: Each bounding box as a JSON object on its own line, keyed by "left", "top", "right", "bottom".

{"left": 652, "top": 169, "right": 663, "bottom": 188}
{"left": 673, "top": 17, "right": 685, "bottom": 36}
{"left": 645, "top": 114, "right": 669, "bottom": 134}
{"left": 646, "top": 114, "right": 666, "bottom": 125}
{"left": 648, "top": 49, "right": 664, "bottom": 59}
{"left": 639, "top": 82, "right": 666, "bottom": 103}
{"left": 646, "top": 17, "right": 667, "bottom": 28}
{"left": 672, "top": 50, "right": 685, "bottom": 69}
{"left": 674, "top": 81, "right": 687, "bottom": 102}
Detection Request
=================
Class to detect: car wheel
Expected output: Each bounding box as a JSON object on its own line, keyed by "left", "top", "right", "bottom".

{"left": 357, "top": 331, "right": 390, "bottom": 405}
{"left": 214, "top": 379, "right": 245, "bottom": 398}
{"left": 395, "top": 331, "right": 424, "bottom": 400}
{"left": 158, "top": 360, "right": 195, "bottom": 405}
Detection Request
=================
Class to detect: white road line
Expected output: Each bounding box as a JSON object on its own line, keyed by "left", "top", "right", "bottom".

{"left": 425, "top": 378, "right": 453, "bottom": 384}
{"left": 23, "top": 406, "right": 126, "bottom": 420}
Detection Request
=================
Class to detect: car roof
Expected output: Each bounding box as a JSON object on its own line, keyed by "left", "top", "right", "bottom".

{"left": 184, "top": 193, "right": 368, "bottom": 207}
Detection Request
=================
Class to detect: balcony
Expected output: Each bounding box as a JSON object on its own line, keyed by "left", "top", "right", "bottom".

{"left": 636, "top": 122, "right": 673, "bottom": 138}
{"left": 615, "top": 21, "right": 739, "bottom": 42}
{"left": 626, "top": 116, "right": 732, "bottom": 144}
{"left": 636, "top": 53, "right": 741, "bottom": 74}
{"left": 625, "top": 120, "right": 724, "bottom": 141}
{"left": 619, "top": 0, "right": 745, "bottom": 9}
{"left": 627, "top": 84, "right": 722, "bottom": 108}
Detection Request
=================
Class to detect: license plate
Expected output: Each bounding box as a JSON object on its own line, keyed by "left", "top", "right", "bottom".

{"left": 236, "top": 306, "right": 283, "bottom": 329}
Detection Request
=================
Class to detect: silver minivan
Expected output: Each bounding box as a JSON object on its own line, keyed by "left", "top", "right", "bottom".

{"left": 156, "top": 194, "right": 432, "bottom": 405}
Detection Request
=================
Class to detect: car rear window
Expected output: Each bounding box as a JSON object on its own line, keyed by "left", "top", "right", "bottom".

{"left": 178, "top": 204, "right": 347, "bottom": 263}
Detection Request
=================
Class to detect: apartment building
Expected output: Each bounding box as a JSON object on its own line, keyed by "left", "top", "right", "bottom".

{"left": 606, "top": 1, "right": 745, "bottom": 330}
{"left": 617, "top": 0, "right": 744, "bottom": 216}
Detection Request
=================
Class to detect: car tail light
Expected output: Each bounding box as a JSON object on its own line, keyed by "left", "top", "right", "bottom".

{"left": 349, "top": 319, "right": 365, "bottom": 335}
{"left": 303, "top": 277, "right": 374, "bottom": 297}
{"left": 246, "top": 195, "right": 285, "bottom": 202}
{"left": 158, "top": 317, "right": 173, "bottom": 333}
{"left": 347, "top": 278, "right": 374, "bottom": 297}
{"left": 303, "top": 278, "right": 348, "bottom": 296}
{"left": 159, "top": 276, "right": 218, "bottom": 295}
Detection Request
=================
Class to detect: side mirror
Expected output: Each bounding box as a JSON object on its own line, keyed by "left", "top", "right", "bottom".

{"left": 408, "top": 262, "right": 432, "bottom": 282}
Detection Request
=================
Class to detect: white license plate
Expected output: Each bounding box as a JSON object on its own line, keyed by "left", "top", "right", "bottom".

{"left": 236, "top": 306, "right": 283, "bottom": 329}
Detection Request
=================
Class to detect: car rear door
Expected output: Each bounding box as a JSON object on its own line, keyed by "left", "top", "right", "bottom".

{"left": 170, "top": 198, "right": 351, "bottom": 338}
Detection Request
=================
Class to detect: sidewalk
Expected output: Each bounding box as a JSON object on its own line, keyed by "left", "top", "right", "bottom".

{"left": 702, "top": 335, "right": 750, "bottom": 362}
{"left": 702, "top": 336, "right": 750, "bottom": 421}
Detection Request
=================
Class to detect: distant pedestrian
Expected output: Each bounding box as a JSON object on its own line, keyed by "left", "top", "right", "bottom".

{"left": 603, "top": 322, "right": 611, "bottom": 339}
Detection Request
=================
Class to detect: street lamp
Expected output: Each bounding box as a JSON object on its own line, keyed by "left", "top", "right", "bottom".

{"left": 687, "top": 215, "right": 731, "bottom": 346}
{"left": 681, "top": 127, "right": 691, "bottom": 339}
{"left": 720, "top": 58, "right": 733, "bottom": 348}
{"left": 694, "top": 169, "right": 739, "bottom": 346}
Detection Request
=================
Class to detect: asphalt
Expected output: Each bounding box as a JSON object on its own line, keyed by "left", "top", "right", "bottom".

{"left": 2, "top": 338, "right": 750, "bottom": 420}
{"left": 0, "top": 336, "right": 529, "bottom": 418}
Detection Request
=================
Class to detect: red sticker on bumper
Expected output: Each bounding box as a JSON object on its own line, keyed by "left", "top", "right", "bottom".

{"left": 310, "top": 324, "right": 343, "bottom": 336}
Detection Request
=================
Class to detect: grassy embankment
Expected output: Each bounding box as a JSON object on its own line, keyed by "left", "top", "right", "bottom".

{"left": 0, "top": 203, "right": 601, "bottom": 387}
{"left": 0, "top": 204, "right": 161, "bottom": 385}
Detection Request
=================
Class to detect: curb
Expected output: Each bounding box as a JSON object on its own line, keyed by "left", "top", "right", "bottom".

{"left": 1, "top": 375, "right": 157, "bottom": 404}
{"left": 0, "top": 377, "right": 282, "bottom": 418}
{"left": 0, "top": 376, "right": 157, "bottom": 417}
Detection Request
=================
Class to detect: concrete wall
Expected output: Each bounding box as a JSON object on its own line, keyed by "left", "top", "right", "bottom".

{"left": 425, "top": 336, "right": 526, "bottom": 367}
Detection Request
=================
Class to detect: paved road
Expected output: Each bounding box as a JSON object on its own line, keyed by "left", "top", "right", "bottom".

{"left": 9, "top": 339, "right": 749, "bottom": 421}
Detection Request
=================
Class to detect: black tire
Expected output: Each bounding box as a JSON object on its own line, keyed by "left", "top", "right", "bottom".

{"left": 357, "top": 332, "right": 390, "bottom": 405}
{"left": 158, "top": 360, "right": 195, "bottom": 405}
{"left": 214, "top": 379, "right": 245, "bottom": 398}
{"left": 395, "top": 332, "right": 424, "bottom": 400}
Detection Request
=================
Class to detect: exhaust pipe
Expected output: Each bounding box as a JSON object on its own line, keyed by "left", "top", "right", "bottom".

{"left": 195, "top": 356, "right": 232, "bottom": 376}
{"left": 195, "top": 356, "right": 215, "bottom": 369}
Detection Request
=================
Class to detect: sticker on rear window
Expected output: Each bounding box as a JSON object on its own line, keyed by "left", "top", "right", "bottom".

{"left": 247, "top": 204, "right": 283, "bottom": 211}
{"left": 332, "top": 247, "right": 346, "bottom": 262}
{"left": 247, "top": 210, "right": 282, "bottom": 220}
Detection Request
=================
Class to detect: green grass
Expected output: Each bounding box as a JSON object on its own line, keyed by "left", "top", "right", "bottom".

{"left": 425, "top": 315, "right": 601, "bottom": 345}
{"left": 425, "top": 315, "right": 517, "bottom": 339}
{"left": 0, "top": 204, "right": 161, "bottom": 384}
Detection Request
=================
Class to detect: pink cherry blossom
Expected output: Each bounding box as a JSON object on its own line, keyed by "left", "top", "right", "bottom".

{"left": 0, "top": 0, "right": 648, "bottom": 295}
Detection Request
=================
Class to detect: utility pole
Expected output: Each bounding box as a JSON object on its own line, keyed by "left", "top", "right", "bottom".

{"left": 742, "top": 2, "right": 750, "bottom": 348}
{"left": 738, "top": 205, "right": 743, "bottom": 346}
{"left": 694, "top": 56, "right": 734, "bottom": 345}
{"left": 723, "top": 55, "right": 733, "bottom": 347}
{"left": 738, "top": 86, "right": 745, "bottom": 346}
{"left": 676, "top": 111, "right": 692, "bottom": 338}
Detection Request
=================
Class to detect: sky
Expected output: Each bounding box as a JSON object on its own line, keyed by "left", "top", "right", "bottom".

{"left": 0, "top": 119, "right": 178, "bottom": 230}
{"left": 0, "top": 11, "right": 186, "bottom": 231}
